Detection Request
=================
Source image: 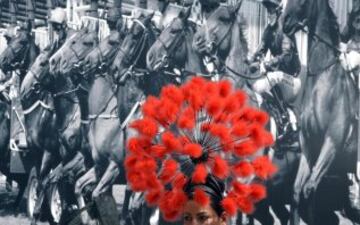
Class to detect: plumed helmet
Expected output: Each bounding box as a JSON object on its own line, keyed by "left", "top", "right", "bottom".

{"left": 107, "top": 8, "right": 122, "bottom": 23}
{"left": 49, "top": 7, "right": 67, "bottom": 25}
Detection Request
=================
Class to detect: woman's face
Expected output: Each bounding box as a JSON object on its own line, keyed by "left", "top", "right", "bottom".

{"left": 183, "top": 200, "right": 227, "bottom": 225}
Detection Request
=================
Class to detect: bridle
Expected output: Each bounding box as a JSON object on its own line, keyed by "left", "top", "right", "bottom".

{"left": 115, "top": 19, "right": 151, "bottom": 83}
{"left": 155, "top": 20, "right": 187, "bottom": 70}
{"left": 6, "top": 38, "right": 31, "bottom": 72}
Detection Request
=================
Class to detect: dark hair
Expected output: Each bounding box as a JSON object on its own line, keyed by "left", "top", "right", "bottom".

{"left": 184, "top": 175, "right": 225, "bottom": 216}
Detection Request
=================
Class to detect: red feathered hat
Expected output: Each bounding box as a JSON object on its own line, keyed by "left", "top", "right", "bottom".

{"left": 124, "top": 77, "right": 276, "bottom": 221}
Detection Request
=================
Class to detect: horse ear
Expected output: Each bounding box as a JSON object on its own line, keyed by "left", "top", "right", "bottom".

{"left": 179, "top": 7, "right": 191, "bottom": 20}
{"left": 144, "top": 12, "right": 155, "bottom": 24}
{"left": 228, "top": 0, "right": 243, "bottom": 17}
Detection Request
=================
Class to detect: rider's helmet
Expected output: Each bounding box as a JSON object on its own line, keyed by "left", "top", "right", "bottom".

{"left": 49, "top": 7, "right": 67, "bottom": 32}
{"left": 49, "top": 7, "right": 67, "bottom": 25}
{"left": 107, "top": 8, "right": 123, "bottom": 31}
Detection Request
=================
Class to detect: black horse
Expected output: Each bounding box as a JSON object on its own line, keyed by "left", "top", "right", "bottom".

{"left": 0, "top": 23, "right": 40, "bottom": 211}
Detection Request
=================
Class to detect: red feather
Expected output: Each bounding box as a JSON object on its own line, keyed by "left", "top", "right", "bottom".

{"left": 158, "top": 97, "right": 180, "bottom": 124}
{"left": 205, "top": 81, "right": 219, "bottom": 96}
{"left": 188, "top": 91, "right": 205, "bottom": 111}
{"left": 231, "top": 120, "right": 250, "bottom": 137}
{"left": 162, "top": 131, "right": 181, "bottom": 151}
{"left": 232, "top": 181, "right": 251, "bottom": 196}
{"left": 178, "top": 106, "right": 195, "bottom": 129}
{"left": 189, "top": 76, "right": 207, "bottom": 88}
{"left": 146, "top": 173, "right": 162, "bottom": 189}
{"left": 205, "top": 95, "right": 223, "bottom": 116}
{"left": 209, "top": 123, "right": 231, "bottom": 141}
{"left": 161, "top": 85, "right": 184, "bottom": 106}
{"left": 130, "top": 117, "right": 158, "bottom": 138}
{"left": 194, "top": 188, "right": 210, "bottom": 206}
{"left": 221, "top": 196, "right": 238, "bottom": 216}
{"left": 163, "top": 210, "right": 181, "bottom": 222}
{"left": 145, "top": 188, "right": 163, "bottom": 206}
{"left": 127, "top": 138, "right": 142, "bottom": 155}
{"left": 254, "top": 110, "right": 269, "bottom": 126}
{"left": 233, "top": 140, "right": 258, "bottom": 157}
{"left": 236, "top": 196, "right": 254, "bottom": 214}
{"left": 159, "top": 159, "right": 179, "bottom": 184}
{"left": 127, "top": 171, "right": 147, "bottom": 192}
{"left": 172, "top": 173, "right": 188, "bottom": 190}
{"left": 172, "top": 190, "right": 188, "bottom": 210}
{"left": 233, "top": 90, "right": 247, "bottom": 107}
{"left": 192, "top": 164, "right": 208, "bottom": 184}
{"left": 142, "top": 96, "right": 160, "bottom": 119}
{"left": 250, "top": 124, "right": 272, "bottom": 147}
{"left": 233, "top": 161, "right": 254, "bottom": 177}
{"left": 249, "top": 183, "right": 267, "bottom": 202}
{"left": 183, "top": 143, "right": 203, "bottom": 158}
{"left": 221, "top": 136, "right": 234, "bottom": 152}
{"left": 150, "top": 144, "right": 168, "bottom": 158}
{"left": 213, "top": 155, "right": 230, "bottom": 179}
{"left": 252, "top": 156, "right": 277, "bottom": 180}
{"left": 223, "top": 94, "right": 240, "bottom": 113}
{"left": 124, "top": 155, "right": 138, "bottom": 170}
{"left": 218, "top": 80, "right": 232, "bottom": 97}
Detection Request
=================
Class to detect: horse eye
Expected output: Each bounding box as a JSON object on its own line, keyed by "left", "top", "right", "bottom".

{"left": 40, "top": 60, "right": 48, "bottom": 66}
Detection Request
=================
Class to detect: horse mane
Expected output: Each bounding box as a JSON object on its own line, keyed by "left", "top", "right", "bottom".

{"left": 324, "top": 0, "right": 340, "bottom": 45}
{"left": 236, "top": 13, "right": 249, "bottom": 58}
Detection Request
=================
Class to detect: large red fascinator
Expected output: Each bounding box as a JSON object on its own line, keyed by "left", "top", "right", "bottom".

{"left": 124, "top": 77, "right": 277, "bottom": 221}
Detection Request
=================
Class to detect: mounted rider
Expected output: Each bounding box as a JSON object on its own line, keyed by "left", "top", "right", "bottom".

{"left": 46, "top": 7, "right": 71, "bottom": 54}
{"left": 249, "top": 0, "right": 301, "bottom": 139}
{"left": 251, "top": 0, "right": 301, "bottom": 97}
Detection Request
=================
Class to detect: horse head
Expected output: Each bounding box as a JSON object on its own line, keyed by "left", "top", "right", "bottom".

{"left": 192, "top": 3, "right": 251, "bottom": 87}
{"left": 146, "top": 7, "right": 191, "bottom": 72}
{"left": 49, "top": 28, "right": 98, "bottom": 76}
{"left": 0, "top": 25, "right": 39, "bottom": 74}
{"left": 80, "top": 30, "right": 123, "bottom": 76}
{"left": 110, "top": 12, "right": 155, "bottom": 82}
{"left": 283, "top": 0, "right": 311, "bottom": 36}
{"left": 283, "top": 0, "right": 339, "bottom": 75}
{"left": 20, "top": 50, "right": 53, "bottom": 109}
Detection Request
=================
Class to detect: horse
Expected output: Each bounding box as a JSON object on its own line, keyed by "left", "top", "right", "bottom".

{"left": 283, "top": 0, "right": 358, "bottom": 224}
{"left": 146, "top": 7, "right": 207, "bottom": 80}
{"left": 22, "top": 27, "right": 99, "bottom": 225}
{"left": 75, "top": 27, "right": 128, "bottom": 224}
{"left": 20, "top": 50, "right": 60, "bottom": 224}
{"left": 110, "top": 14, "right": 186, "bottom": 224}
{"left": 71, "top": 13, "right": 173, "bottom": 225}
{"left": 192, "top": 3, "right": 301, "bottom": 225}
{"left": 0, "top": 23, "right": 40, "bottom": 210}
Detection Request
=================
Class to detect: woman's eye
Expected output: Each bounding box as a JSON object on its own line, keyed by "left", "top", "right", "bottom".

{"left": 198, "top": 215, "right": 210, "bottom": 222}
{"left": 183, "top": 215, "right": 192, "bottom": 221}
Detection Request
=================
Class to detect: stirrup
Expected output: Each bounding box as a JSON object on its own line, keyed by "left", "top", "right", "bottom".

{"left": 9, "top": 139, "right": 20, "bottom": 151}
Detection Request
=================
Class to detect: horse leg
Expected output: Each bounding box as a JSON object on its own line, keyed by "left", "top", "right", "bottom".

{"left": 290, "top": 153, "right": 311, "bottom": 225}
{"left": 303, "top": 136, "right": 338, "bottom": 199}
{"left": 271, "top": 204, "right": 289, "bottom": 225}
{"left": 121, "top": 186, "right": 133, "bottom": 223}
{"left": 251, "top": 200, "right": 274, "bottom": 225}
{"left": 92, "top": 160, "right": 120, "bottom": 199}
{"left": 13, "top": 175, "right": 27, "bottom": 214}
{"left": 31, "top": 151, "right": 53, "bottom": 223}
{"left": 74, "top": 167, "right": 98, "bottom": 225}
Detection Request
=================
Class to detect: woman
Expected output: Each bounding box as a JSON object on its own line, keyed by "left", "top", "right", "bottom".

{"left": 183, "top": 175, "right": 227, "bottom": 225}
